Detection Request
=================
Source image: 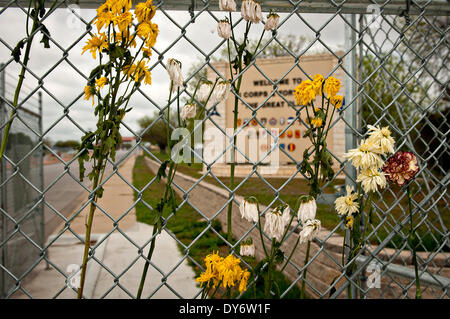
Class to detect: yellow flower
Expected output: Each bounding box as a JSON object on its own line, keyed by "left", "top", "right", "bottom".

{"left": 294, "top": 80, "right": 316, "bottom": 106}
{"left": 84, "top": 85, "right": 96, "bottom": 106}
{"left": 95, "top": 77, "right": 108, "bottom": 90}
{"left": 330, "top": 95, "right": 344, "bottom": 110}
{"left": 323, "top": 75, "right": 341, "bottom": 98}
{"left": 135, "top": 0, "right": 157, "bottom": 22}
{"left": 312, "top": 74, "right": 324, "bottom": 95}
{"left": 310, "top": 117, "right": 323, "bottom": 128}
{"left": 142, "top": 46, "right": 152, "bottom": 58}
{"left": 334, "top": 185, "right": 359, "bottom": 216}
{"left": 123, "top": 61, "right": 152, "bottom": 85}
{"left": 239, "top": 270, "right": 250, "bottom": 293}
{"left": 114, "top": 11, "right": 133, "bottom": 33}
{"left": 345, "top": 215, "right": 354, "bottom": 229}
{"left": 195, "top": 271, "right": 215, "bottom": 288}
{"left": 82, "top": 33, "right": 108, "bottom": 59}
{"left": 111, "top": 0, "right": 133, "bottom": 14}
{"left": 95, "top": 2, "right": 114, "bottom": 31}
{"left": 114, "top": 29, "right": 137, "bottom": 48}
{"left": 137, "top": 21, "right": 159, "bottom": 47}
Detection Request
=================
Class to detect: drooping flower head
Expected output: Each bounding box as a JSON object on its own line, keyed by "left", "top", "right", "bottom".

{"left": 382, "top": 151, "right": 419, "bottom": 186}
{"left": 166, "top": 58, "right": 184, "bottom": 92}
{"left": 219, "top": 0, "right": 237, "bottom": 12}
{"left": 217, "top": 19, "right": 232, "bottom": 40}
{"left": 135, "top": 0, "right": 157, "bottom": 22}
{"left": 367, "top": 125, "right": 395, "bottom": 156}
{"left": 345, "top": 215, "right": 354, "bottom": 229}
{"left": 312, "top": 74, "right": 325, "bottom": 96}
{"left": 357, "top": 167, "right": 387, "bottom": 193}
{"left": 198, "top": 80, "right": 214, "bottom": 103}
{"left": 346, "top": 139, "right": 384, "bottom": 169}
{"left": 297, "top": 195, "right": 317, "bottom": 224}
{"left": 239, "top": 237, "right": 255, "bottom": 257}
{"left": 239, "top": 197, "right": 259, "bottom": 223}
{"left": 310, "top": 117, "right": 323, "bottom": 128}
{"left": 180, "top": 103, "right": 197, "bottom": 121}
{"left": 213, "top": 80, "right": 231, "bottom": 102}
{"left": 323, "top": 75, "right": 341, "bottom": 98}
{"left": 241, "top": 0, "right": 263, "bottom": 24}
{"left": 334, "top": 185, "right": 359, "bottom": 216}
{"left": 299, "top": 219, "right": 321, "bottom": 244}
{"left": 264, "top": 204, "right": 291, "bottom": 242}
{"left": 264, "top": 11, "right": 280, "bottom": 31}
{"left": 95, "top": 77, "right": 108, "bottom": 90}
{"left": 84, "top": 85, "right": 96, "bottom": 106}
{"left": 123, "top": 61, "right": 152, "bottom": 85}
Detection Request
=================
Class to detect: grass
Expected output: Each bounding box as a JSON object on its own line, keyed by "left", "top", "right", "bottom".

{"left": 148, "top": 151, "right": 449, "bottom": 252}
{"left": 132, "top": 155, "right": 301, "bottom": 298}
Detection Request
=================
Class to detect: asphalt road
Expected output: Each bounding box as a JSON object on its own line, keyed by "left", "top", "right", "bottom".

{"left": 43, "top": 150, "right": 128, "bottom": 239}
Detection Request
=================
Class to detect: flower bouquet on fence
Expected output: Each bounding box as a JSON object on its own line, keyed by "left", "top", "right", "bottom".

{"left": 77, "top": 0, "right": 158, "bottom": 299}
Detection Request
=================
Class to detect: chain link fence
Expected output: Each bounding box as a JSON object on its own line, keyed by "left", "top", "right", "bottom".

{"left": 0, "top": 0, "right": 448, "bottom": 299}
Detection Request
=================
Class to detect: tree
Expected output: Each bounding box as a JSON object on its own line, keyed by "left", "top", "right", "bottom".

{"left": 54, "top": 140, "right": 80, "bottom": 150}
{"left": 138, "top": 111, "right": 177, "bottom": 152}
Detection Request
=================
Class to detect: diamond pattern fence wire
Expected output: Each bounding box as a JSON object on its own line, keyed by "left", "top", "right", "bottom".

{"left": 0, "top": 0, "right": 448, "bottom": 299}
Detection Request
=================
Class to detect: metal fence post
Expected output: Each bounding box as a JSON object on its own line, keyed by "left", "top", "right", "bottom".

{"left": 344, "top": 13, "right": 359, "bottom": 299}
{"left": 0, "top": 63, "right": 6, "bottom": 298}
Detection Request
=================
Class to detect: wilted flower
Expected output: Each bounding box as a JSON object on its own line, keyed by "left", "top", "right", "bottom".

{"left": 367, "top": 125, "right": 395, "bottom": 155}
{"left": 196, "top": 251, "right": 250, "bottom": 293}
{"left": 299, "top": 219, "right": 321, "bottom": 244}
{"left": 357, "top": 167, "right": 387, "bottom": 193}
{"left": 219, "top": 0, "right": 236, "bottom": 12}
{"left": 135, "top": 0, "right": 157, "bottom": 22}
{"left": 382, "top": 151, "right": 419, "bottom": 186}
{"left": 323, "top": 75, "right": 341, "bottom": 98}
{"left": 346, "top": 139, "right": 384, "bottom": 170}
{"left": 95, "top": 77, "right": 108, "bottom": 90}
{"left": 264, "top": 12, "right": 279, "bottom": 31}
{"left": 345, "top": 215, "right": 354, "bottom": 229}
{"left": 180, "top": 103, "right": 197, "bottom": 121}
{"left": 334, "top": 185, "right": 359, "bottom": 216}
{"left": 82, "top": 33, "right": 108, "bottom": 59}
{"left": 239, "top": 238, "right": 255, "bottom": 257}
{"left": 198, "top": 80, "right": 214, "bottom": 103}
{"left": 84, "top": 85, "right": 96, "bottom": 106}
{"left": 264, "top": 204, "right": 291, "bottom": 242}
{"left": 217, "top": 19, "right": 232, "bottom": 40}
{"left": 294, "top": 80, "right": 316, "bottom": 106}
{"left": 241, "top": 0, "right": 263, "bottom": 24}
{"left": 166, "top": 58, "right": 184, "bottom": 92}
{"left": 213, "top": 80, "right": 231, "bottom": 102}
{"left": 310, "top": 117, "right": 323, "bottom": 128}
{"left": 297, "top": 195, "right": 317, "bottom": 224}
{"left": 312, "top": 74, "right": 325, "bottom": 95}
{"left": 239, "top": 198, "right": 259, "bottom": 223}
{"left": 330, "top": 95, "right": 344, "bottom": 110}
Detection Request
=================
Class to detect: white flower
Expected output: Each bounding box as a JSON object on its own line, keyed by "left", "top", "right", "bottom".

{"left": 299, "top": 219, "right": 321, "bottom": 244}
{"left": 241, "top": 0, "right": 263, "bottom": 24}
{"left": 180, "top": 103, "right": 197, "bottom": 121}
{"left": 197, "top": 81, "right": 214, "bottom": 103}
{"left": 166, "top": 58, "right": 184, "bottom": 92}
{"left": 217, "top": 19, "right": 232, "bottom": 39}
{"left": 346, "top": 139, "right": 384, "bottom": 169}
{"left": 212, "top": 80, "right": 231, "bottom": 102}
{"left": 297, "top": 195, "right": 316, "bottom": 224}
{"left": 334, "top": 186, "right": 359, "bottom": 216}
{"left": 367, "top": 125, "right": 395, "bottom": 156}
{"left": 219, "top": 0, "right": 236, "bottom": 12}
{"left": 264, "top": 12, "right": 279, "bottom": 31}
{"left": 357, "top": 167, "right": 387, "bottom": 193}
{"left": 263, "top": 205, "right": 291, "bottom": 242}
{"left": 240, "top": 243, "right": 255, "bottom": 257}
{"left": 239, "top": 198, "right": 259, "bottom": 223}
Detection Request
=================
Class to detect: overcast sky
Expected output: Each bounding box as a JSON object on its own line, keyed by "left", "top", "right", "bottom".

{"left": 0, "top": 6, "right": 347, "bottom": 142}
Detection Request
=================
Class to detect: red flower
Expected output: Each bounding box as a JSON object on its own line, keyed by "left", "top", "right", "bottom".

{"left": 382, "top": 151, "right": 419, "bottom": 186}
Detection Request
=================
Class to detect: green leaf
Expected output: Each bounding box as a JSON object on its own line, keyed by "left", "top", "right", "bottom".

{"left": 11, "top": 40, "right": 25, "bottom": 62}
{"left": 156, "top": 160, "right": 170, "bottom": 182}
{"left": 274, "top": 249, "right": 285, "bottom": 265}
{"left": 39, "top": 23, "right": 51, "bottom": 49}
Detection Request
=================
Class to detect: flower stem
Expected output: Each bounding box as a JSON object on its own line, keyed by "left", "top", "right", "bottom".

{"left": 300, "top": 240, "right": 311, "bottom": 299}
{"left": 407, "top": 184, "right": 422, "bottom": 299}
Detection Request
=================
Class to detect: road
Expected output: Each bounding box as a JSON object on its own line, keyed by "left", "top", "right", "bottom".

{"left": 43, "top": 150, "right": 129, "bottom": 239}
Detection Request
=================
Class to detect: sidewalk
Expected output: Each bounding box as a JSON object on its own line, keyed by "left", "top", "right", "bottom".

{"left": 12, "top": 153, "right": 200, "bottom": 299}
